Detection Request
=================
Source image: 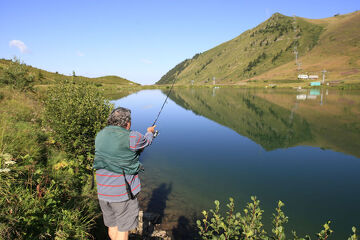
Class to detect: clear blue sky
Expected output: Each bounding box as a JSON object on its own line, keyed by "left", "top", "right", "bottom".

{"left": 1, "top": 0, "right": 359, "bottom": 84}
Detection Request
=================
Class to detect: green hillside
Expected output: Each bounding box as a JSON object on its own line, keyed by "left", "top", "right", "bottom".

{"left": 0, "top": 58, "right": 138, "bottom": 86}
{"left": 157, "top": 11, "right": 360, "bottom": 86}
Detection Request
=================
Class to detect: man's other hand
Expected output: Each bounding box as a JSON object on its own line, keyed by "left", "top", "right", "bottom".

{"left": 147, "top": 125, "right": 156, "bottom": 133}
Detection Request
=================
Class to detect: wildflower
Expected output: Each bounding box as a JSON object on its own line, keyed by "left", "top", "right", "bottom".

{"left": 53, "top": 160, "right": 68, "bottom": 170}
{"left": 0, "top": 168, "right": 10, "bottom": 173}
{"left": 5, "top": 160, "right": 16, "bottom": 165}
{"left": 0, "top": 153, "right": 12, "bottom": 161}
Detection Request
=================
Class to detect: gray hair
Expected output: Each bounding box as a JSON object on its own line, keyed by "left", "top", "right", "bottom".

{"left": 107, "top": 107, "right": 131, "bottom": 128}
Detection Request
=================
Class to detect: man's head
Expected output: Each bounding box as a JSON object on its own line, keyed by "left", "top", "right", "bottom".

{"left": 107, "top": 107, "right": 131, "bottom": 129}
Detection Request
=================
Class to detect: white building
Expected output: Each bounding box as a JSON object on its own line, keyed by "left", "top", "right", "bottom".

{"left": 309, "top": 75, "right": 319, "bottom": 80}
{"left": 298, "top": 74, "right": 309, "bottom": 79}
{"left": 296, "top": 94, "right": 307, "bottom": 100}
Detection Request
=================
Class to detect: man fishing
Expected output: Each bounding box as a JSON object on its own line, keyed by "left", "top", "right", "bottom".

{"left": 93, "top": 107, "right": 156, "bottom": 240}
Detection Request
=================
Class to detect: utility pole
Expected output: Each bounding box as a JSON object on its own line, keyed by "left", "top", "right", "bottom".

{"left": 293, "top": 50, "right": 298, "bottom": 66}
{"left": 293, "top": 15, "right": 297, "bottom": 32}
{"left": 292, "top": 14, "right": 300, "bottom": 72}
{"left": 321, "top": 69, "right": 327, "bottom": 83}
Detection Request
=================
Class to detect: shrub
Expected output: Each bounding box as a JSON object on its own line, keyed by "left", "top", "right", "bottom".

{"left": 0, "top": 158, "right": 97, "bottom": 239}
{"left": 244, "top": 53, "right": 267, "bottom": 73}
{"left": 271, "top": 50, "right": 283, "bottom": 64}
{"left": 197, "top": 197, "right": 358, "bottom": 240}
{"left": 37, "top": 70, "right": 44, "bottom": 81}
{"left": 44, "top": 79, "right": 112, "bottom": 161}
{"left": 0, "top": 87, "right": 98, "bottom": 239}
{"left": 0, "top": 57, "right": 34, "bottom": 91}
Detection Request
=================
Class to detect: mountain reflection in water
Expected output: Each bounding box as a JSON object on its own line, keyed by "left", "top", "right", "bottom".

{"left": 168, "top": 88, "right": 360, "bottom": 157}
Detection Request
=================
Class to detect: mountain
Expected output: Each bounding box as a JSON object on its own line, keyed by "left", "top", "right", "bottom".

{"left": 157, "top": 11, "right": 360, "bottom": 85}
{"left": 0, "top": 58, "right": 139, "bottom": 86}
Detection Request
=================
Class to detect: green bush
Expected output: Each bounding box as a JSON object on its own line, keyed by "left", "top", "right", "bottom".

{"left": 44, "top": 79, "right": 112, "bottom": 161}
{"left": 0, "top": 57, "right": 35, "bottom": 91}
{"left": 197, "top": 197, "right": 358, "bottom": 240}
{"left": 0, "top": 88, "right": 98, "bottom": 239}
{"left": 0, "top": 156, "right": 97, "bottom": 240}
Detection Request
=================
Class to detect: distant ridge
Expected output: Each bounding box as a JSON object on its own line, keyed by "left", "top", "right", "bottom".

{"left": 157, "top": 11, "right": 360, "bottom": 85}
{"left": 0, "top": 58, "right": 139, "bottom": 86}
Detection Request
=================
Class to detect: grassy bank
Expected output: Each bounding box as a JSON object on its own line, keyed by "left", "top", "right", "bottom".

{"left": 0, "top": 87, "right": 99, "bottom": 239}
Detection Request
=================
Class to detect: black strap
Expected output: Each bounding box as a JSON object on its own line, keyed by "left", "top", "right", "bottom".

{"left": 122, "top": 170, "right": 135, "bottom": 200}
{"left": 91, "top": 169, "right": 95, "bottom": 190}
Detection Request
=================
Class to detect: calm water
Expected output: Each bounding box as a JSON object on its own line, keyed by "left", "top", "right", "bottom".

{"left": 111, "top": 88, "right": 360, "bottom": 239}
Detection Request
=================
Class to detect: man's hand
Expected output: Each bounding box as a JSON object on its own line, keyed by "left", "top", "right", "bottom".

{"left": 147, "top": 125, "right": 156, "bottom": 133}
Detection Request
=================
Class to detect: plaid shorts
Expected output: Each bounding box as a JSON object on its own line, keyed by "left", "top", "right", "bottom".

{"left": 99, "top": 197, "right": 139, "bottom": 232}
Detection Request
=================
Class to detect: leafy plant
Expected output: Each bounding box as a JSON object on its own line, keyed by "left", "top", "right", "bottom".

{"left": 348, "top": 227, "right": 358, "bottom": 240}
{"left": 44, "top": 79, "right": 112, "bottom": 160}
{"left": 272, "top": 200, "right": 288, "bottom": 240}
{"left": 197, "top": 197, "right": 356, "bottom": 240}
{"left": 0, "top": 160, "right": 97, "bottom": 239}
{"left": 0, "top": 86, "right": 99, "bottom": 239}
{"left": 197, "top": 197, "right": 266, "bottom": 240}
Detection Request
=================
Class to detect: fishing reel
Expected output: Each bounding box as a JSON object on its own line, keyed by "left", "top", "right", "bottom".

{"left": 153, "top": 130, "right": 159, "bottom": 138}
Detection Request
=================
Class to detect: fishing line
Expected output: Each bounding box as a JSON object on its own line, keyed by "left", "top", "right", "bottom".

{"left": 152, "top": 78, "right": 176, "bottom": 127}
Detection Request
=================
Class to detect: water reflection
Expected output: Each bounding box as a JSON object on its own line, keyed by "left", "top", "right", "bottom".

{"left": 113, "top": 88, "right": 360, "bottom": 239}
{"left": 168, "top": 88, "right": 360, "bottom": 157}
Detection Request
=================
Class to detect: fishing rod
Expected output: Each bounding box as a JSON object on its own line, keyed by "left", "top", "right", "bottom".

{"left": 91, "top": 83, "right": 176, "bottom": 190}
{"left": 151, "top": 78, "right": 176, "bottom": 137}
{"left": 119, "top": 83, "right": 179, "bottom": 196}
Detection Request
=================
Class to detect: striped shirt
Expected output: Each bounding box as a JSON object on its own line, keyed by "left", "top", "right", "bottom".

{"left": 96, "top": 130, "right": 154, "bottom": 202}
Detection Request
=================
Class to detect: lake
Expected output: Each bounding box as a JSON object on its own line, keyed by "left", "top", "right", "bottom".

{"left": 111, "top": 88, "right": 360, "bottom": 239}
